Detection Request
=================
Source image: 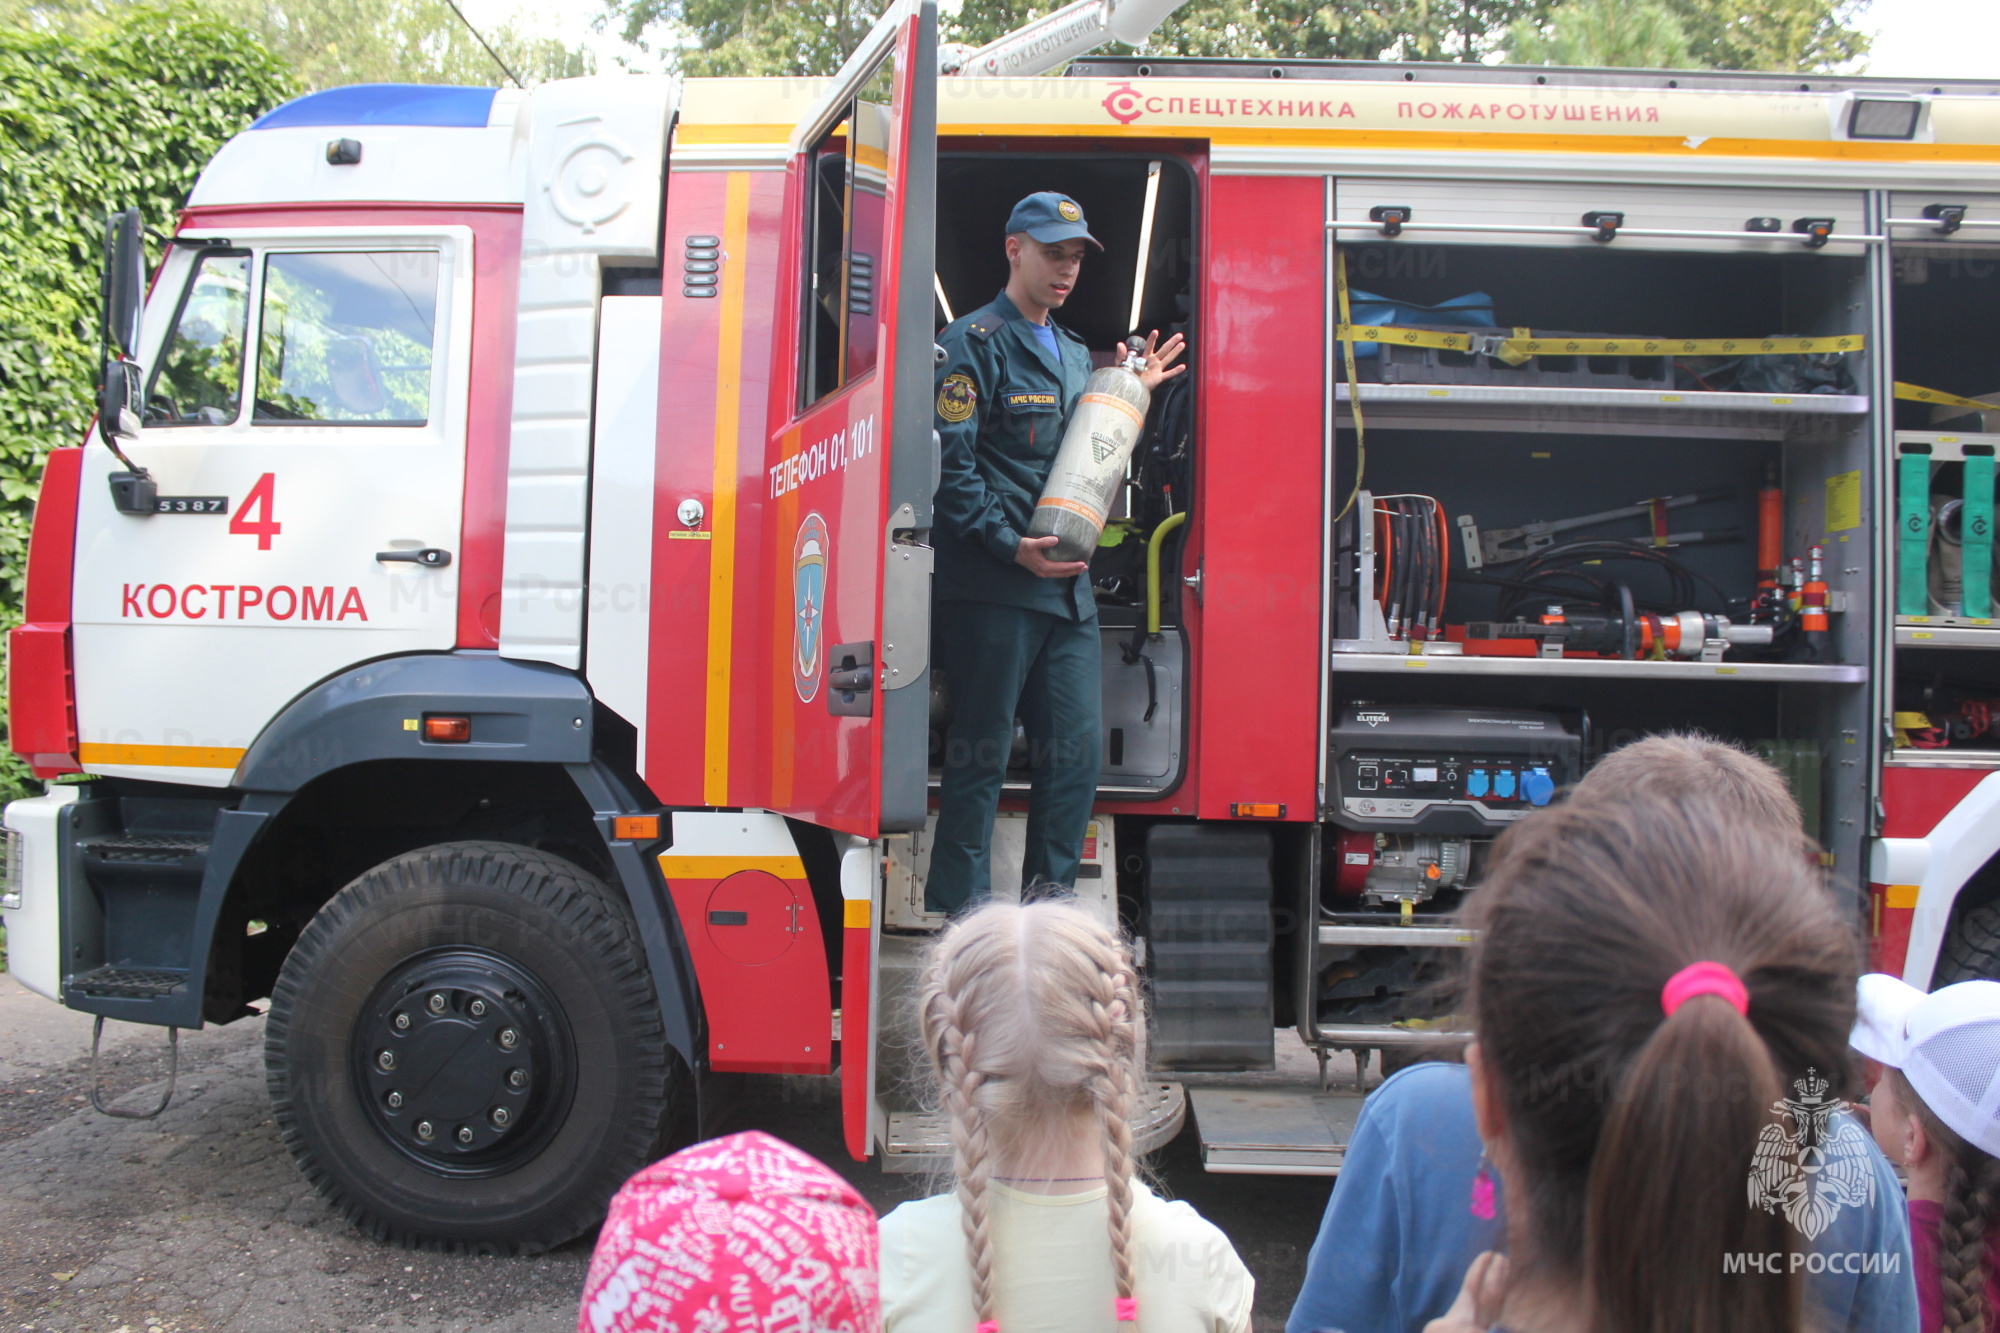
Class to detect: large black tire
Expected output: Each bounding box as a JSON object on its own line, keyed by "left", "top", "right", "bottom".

{"left": 266, "top": 841, "right": 676, "bottom": 1253}
{"left": 1937, "top": 896, "right": 2000, "bottom": 985}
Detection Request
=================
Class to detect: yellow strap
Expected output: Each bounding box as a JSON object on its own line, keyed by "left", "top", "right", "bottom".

{"left": 1495, "top": 332, "right": 1866, "bottom": 358}
{"left": 1497, "top": 326, "right": 1535, "bottom": 367}
{"left": 1334, "top": 322, "right": 1477, "bottom": 353}
{"left": 1895, "top": 381, "right": 1994, "bottom": 413}
{"left": 1334, "top": 326, "right": 1868, "bottom": 359}
{"left": 1334, "top": 249, "right": 1365, "bottom": 522}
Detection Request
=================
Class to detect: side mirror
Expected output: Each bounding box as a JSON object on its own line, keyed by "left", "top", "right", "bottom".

{"left": 98, "top": 359, "right": 141, "bottom": 442}
{"left": 102, "top": 209, "right": 145, "bottom": 361}
{"left": 98, "top": 360, "right": 157, "bottom": 515}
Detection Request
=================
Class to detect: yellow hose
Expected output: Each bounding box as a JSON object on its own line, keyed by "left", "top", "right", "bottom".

{"left": 1146, "top": 511, "right": 1187, "bottom": 635}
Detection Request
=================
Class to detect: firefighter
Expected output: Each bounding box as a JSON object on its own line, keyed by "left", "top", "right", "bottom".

{"left": 928, "top": 191, "right": 1184, "bottom": 914}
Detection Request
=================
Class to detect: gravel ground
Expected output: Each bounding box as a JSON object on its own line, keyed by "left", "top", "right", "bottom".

{"left": 1, "top": 973, "right": 1347, "bottom": 1332}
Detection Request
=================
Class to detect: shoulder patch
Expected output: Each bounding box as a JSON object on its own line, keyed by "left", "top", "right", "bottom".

{"left": 937, "top": 372, "right": 977, "bottom": 423}
{"left": 965, "top": 315, "right": 1001, "bottom": 340}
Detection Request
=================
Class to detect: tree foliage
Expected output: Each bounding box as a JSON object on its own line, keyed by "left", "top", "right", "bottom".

{"left": 1508, "top": 0, "right": 1694, "bottom": 67}
{"left": 605, "top": 0, "right": 875, "bottom": 75}
{"left": 604, "top": 0, "right": 1868, "bottom": 74}
{"left": 1669, "top": 0, "right": 1868, "bottom": 73}
{"left": 0, "top": 4, "right": 297, "bottom": 795}
{"left": 203, "top": 0, "right": 594, "bottom": 90}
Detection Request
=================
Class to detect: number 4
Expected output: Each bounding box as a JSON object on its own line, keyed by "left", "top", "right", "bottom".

{"left": 230, "top": 472, "right": 281, "bottom": 550}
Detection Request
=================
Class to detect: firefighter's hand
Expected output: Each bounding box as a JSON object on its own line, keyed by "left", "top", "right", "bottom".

{"left": 1122, "top": 330, "right": 1187, "bottom": 392}
{"left": 1424, "top": 1251, "right": 1508, "bottom": 1333}
{"left": 1015, "top": 535, "right": 1089, "bottom": 579}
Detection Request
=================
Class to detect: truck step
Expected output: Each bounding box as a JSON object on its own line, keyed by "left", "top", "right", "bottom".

{"left": 1188, "top": 1085, "right": 1367, "bottom": 1176}
{"left": 881, "top": 1081, "right": 1188, "bottom": 1174}
{"left": 79, "top": 834, "right": 210, "bottom": 865}
{"left": 68, "top": 966, "right": 191, "bottom": 999}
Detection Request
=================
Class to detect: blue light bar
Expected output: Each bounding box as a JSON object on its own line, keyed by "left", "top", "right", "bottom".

{"left": 252, "top": 85, "right": 498, "bottom": 130}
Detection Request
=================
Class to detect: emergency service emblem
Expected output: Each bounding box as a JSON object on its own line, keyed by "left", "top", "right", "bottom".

{"left": 793, "top": 512, "right": 830, "bottom": 703}
{"left": 1057, "top": 198, "right": 1082, "bottom": 222}
{"left": 1747, "top": 1068, "right": 1876, "bottom": 1240}
{"left": 937, "top": 373, "right": 976, "bottom": 424}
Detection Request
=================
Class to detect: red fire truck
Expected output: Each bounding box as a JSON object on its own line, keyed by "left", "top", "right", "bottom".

{"left": 9, "top": 0, "right": 2000, "bottom": 1251}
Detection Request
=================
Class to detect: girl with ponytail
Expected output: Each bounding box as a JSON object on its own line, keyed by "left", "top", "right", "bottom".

{"left": 878, "top": 899, "right": 1253, "bottom": 1333}
{"left": 1432, "top": 791, "right": 1860, "bottom": 1333}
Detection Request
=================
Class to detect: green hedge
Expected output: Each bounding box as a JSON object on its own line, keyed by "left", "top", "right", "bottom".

{"left": 0, "top": 5, "right": 297, "bottom": 800}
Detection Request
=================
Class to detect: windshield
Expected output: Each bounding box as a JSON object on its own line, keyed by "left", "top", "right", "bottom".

{"left": 145, "top": 251, "right": 250, "bottom": 427}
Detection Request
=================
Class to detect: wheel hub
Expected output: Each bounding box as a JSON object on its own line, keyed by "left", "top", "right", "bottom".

{"left": 354, "top": 949, "right": 575, "bottom": 1176}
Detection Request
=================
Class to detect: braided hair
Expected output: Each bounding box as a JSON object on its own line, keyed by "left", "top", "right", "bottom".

{"left": 1887, "top": 1067, "right": 2000, "bottom": 1333}
{"left": 917, "top": 901, "right": 1146, "bottom": 1332}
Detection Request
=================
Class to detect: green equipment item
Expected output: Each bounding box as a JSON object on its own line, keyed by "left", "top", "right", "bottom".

{"left": 1964, "top": 444, "right": 1995, "bottom": 620}
{"left": 1899, "top": 444, "right": 1934, "bottom": 617}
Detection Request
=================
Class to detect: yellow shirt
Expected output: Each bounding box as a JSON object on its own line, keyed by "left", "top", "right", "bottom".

{"left": 879, "top": 1179, "right": 1255, "bottom": 1333}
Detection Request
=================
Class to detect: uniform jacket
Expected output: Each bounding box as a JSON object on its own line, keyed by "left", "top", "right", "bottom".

{"left": 933, "top": 290, "right": 1095, "bottom": 620}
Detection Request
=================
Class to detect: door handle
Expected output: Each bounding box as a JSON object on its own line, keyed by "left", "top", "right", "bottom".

{"left": 828, "top": 641, "right": 874, "bottom": 717}
{"left": 375, "top": 548, "right": 453, "bottom": 568}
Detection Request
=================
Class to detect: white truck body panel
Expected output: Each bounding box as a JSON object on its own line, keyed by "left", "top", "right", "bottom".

{"left": 498, "top": 76, "right": 677, "bottom": 671}
{"left": 583, "top": 295, "right": 663, "bottom": 734}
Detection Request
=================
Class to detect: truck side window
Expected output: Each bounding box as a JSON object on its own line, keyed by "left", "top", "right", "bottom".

{"left": 253, "top": 250, "right": 439, "bottom": 425}
{"left": 801, "top": 121, "right": 853, "bottom": 407}
{"left": 146, "top": 251, "right": 250, "bottom": 427}
{"left": 799, "top": 87, "right": 892, "bottom": 409}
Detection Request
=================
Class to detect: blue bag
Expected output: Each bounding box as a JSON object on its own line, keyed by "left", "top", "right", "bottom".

{"left": 1345, "top": 290, "right": 1496, "bottom": 359}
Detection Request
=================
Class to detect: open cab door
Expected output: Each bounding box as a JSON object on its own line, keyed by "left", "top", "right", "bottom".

{"left": 745, "top": 1, "right": 937, "bottom": 838}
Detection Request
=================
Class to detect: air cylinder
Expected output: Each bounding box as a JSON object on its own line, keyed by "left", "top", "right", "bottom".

{"left": 1027, "top": 350, "right": 1150, "bottom": 562}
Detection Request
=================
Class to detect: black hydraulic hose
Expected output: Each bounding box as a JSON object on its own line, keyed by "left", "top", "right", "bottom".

{"left": 1399, "top": 505, "right": 1419, "bottom": 637}
{"left": 1617, "top": 581, "right": 1637, "bottom": 660}
{"left": 1419, "top": 500, "right": 1438, "bottom": 634}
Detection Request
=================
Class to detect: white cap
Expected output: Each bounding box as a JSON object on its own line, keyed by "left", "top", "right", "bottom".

{"left": 1860, "top": 976, "right": 2000, "bottom": 1159}
{"left": 1852, "top": 972, "right": 1924, "bottom": 1065}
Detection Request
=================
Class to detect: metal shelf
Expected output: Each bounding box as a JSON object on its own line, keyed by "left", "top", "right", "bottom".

{"left": 1335, "top": 384, "right": 1867, "bottom": 437}
{"left": 1887, "top": 749, "right": 2000, "bottom": 769}
{"left": 1318, "top": 923, "right": 1476, "bottom": 948}
{"left": 1328, "top": 652, "right": 1865, "bottom": 683}
{"left": 1897, "top": 623, "right": 2000, "bottom": 647}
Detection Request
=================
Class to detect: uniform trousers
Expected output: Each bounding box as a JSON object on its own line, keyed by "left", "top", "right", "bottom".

{"left": 927, "top": 598, "right": 1101, "bottom": 914}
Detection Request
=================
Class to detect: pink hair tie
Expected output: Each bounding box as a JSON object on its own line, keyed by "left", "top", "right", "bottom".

{"left": 975, "top": 1323, "right": 999, "bottom": 1333}
{"left": 1661, "top": 961, "right": 1749, "bottom": 1017}
{"left": 1114, "top": 1296, "right": 1139, "bottom": 1322}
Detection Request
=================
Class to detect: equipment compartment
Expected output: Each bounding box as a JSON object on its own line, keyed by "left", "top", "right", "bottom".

{"left": 1894, "top": 647, "right": 2000, "bottom": 760}
{"left": 1306, "top": 199, "right": 1880, "bottom": 1055}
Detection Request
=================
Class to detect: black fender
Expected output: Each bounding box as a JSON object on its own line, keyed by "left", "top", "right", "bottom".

{"left": 564, "top": 759, "right": 701, "bottom": 1074}
{"left": 232, "top": 651, "right": 593, "bottom": 792}
{"left": 190, "top": 653, "right": 699, "bottom": 1075}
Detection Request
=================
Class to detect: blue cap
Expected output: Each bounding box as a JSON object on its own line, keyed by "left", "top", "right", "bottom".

{"left": 1005, "top": 192, "right": 1102, "bottom": 250}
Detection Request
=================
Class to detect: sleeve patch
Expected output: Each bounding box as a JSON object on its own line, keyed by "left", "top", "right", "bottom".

{"left": 937, "top": 373, "right": 977, "bottom": 423}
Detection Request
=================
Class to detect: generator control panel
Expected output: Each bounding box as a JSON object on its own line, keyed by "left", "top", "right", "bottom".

{"left": 1328, "top": 705, "right": 1585, "bottom": 834}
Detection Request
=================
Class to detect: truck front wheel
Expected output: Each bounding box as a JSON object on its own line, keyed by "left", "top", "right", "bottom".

{"left": 266, "top": 841, "right": 678, "bottom": 1252}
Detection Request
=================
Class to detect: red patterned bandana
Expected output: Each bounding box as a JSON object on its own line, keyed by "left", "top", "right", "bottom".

{"left": 579, "top": 1130, "right": 881, "bottom": 1333}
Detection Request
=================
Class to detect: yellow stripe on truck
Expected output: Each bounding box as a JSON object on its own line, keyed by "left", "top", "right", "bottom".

{"left": 78, "top": 743, "right": 246, "bottom": 769}
{"left": 657, "top": 854, "right": 809, "bottom": 880}
{"left": 704, "top": 172, "right": 752, "bottom": 808}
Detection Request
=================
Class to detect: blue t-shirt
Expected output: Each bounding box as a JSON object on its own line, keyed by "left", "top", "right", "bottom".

{"left": 1027, "top": 320, "right": 1059, "bottom": 359}
{"left": 1284, "top": 1062, "right": 1917, "bottom": 1333}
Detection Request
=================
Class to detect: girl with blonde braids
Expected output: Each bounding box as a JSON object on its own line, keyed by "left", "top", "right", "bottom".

{"left": 878, "top": 900, "right": 1253, "bottom": 1333}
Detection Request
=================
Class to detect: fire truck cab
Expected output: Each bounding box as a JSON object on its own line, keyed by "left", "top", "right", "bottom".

{"left": 10, "top": 0, "right": 2000, "bottom": 1250}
